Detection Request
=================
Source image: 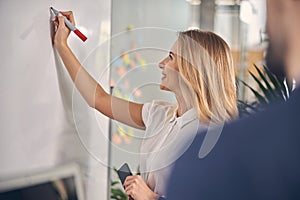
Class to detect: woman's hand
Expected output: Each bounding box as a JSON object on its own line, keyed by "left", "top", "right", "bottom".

{"left": 124, "top": 175, "right": 160, "bottom": 200}
{"left": 53, "top": 11, "right": 75, "bottom": 48}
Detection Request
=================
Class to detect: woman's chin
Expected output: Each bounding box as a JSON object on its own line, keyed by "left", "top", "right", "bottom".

{"left": 160, "top": 84, "right": 170, "bottom": 91}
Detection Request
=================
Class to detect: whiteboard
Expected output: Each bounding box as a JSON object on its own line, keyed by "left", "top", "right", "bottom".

{"left": 0, "top": 1, "right": 111, "bottom": 199}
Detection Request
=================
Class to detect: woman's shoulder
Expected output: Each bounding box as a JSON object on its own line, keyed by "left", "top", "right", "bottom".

{"left": 142, "top": 100, "right": 176, "bottom": 126}
{"left": 143, "top": 100, "right": 176, "bottom": 113}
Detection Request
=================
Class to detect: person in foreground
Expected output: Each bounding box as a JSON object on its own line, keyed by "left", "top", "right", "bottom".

{"left": 166, "top": 0, "right": 300, "bottom": 199}
{"left": 53, "top": 13, "right": 238, "bottom": 200}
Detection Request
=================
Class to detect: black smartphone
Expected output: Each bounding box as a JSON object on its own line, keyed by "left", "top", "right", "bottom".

{"left": 117, "top": 163, "right": 134, "bottom": 200}
{"left": 117, "top": 163, "right": 132, "bottom": 185}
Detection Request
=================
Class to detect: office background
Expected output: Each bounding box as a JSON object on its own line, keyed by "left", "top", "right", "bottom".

{"left": 0, "top": 0, "right": 267, "bottom": 199}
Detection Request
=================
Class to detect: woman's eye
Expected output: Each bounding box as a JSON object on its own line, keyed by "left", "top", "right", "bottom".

{"left": 169, "top": 54, "right": 173, "bottom": 60}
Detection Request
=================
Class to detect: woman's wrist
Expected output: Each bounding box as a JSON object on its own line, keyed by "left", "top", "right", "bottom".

{"left": 54, "top": 41, "right": 69, "bottom": 52}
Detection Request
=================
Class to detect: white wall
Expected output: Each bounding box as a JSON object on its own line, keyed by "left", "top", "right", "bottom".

{"left": 0, "top": 1, "right": 111, "bottom": 199}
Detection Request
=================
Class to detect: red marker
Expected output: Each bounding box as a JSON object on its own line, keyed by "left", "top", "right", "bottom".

{"left": 51, "top": 7, "right": 87, "bottom": 42}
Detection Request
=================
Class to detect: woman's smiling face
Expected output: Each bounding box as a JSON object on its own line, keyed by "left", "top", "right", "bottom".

{"left": 158, "top": 41, "right": 180, "bottom": 92}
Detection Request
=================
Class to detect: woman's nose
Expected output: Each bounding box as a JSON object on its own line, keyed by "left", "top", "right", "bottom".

{"left": 159, "top": 57, "right": 167, "bottom": 69}
{"left": 158, "top": 62, "right": 164, "bottom": 69}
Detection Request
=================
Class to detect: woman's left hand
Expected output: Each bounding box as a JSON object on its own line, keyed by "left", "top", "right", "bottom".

{"left": 124, "top": 175, "right": 160, "bottom": 200}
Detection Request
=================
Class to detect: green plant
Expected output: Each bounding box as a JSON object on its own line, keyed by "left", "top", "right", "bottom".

{"left": 110, "top": 168, "right": 128, "bottom": 200}
{"left": 238, "top": 64, "right": 290, "bottom": 116}
{"left": 111, "top": 181, "right": 128, "bottom": 200}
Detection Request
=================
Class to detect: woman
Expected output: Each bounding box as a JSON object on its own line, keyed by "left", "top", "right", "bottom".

{"left": 53, "top": 11, "right": 238, "bottom": 200}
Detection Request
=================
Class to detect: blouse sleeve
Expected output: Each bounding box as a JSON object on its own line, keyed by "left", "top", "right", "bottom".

{"left": 142, "top": 102, "right": 151, "bottom": 128}
{"left": 142, "top": 100, "right": 169, "bottom": 128}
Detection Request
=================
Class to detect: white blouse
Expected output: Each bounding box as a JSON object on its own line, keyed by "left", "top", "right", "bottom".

{"left": 140, "top": 100, "right": 208, "bottom": 197}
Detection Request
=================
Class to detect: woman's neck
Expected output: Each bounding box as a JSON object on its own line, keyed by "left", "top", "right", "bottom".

{"left": 175, "top": 94, "right": 192, "bottom": 117}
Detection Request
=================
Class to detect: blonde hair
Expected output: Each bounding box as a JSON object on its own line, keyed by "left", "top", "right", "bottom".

{"left": 176, "top": 30, "right": 238, "bottom": 124}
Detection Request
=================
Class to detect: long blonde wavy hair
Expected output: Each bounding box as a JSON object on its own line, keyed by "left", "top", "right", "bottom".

{"left": 176, "top": 30, "right": 238, "bottom": 124}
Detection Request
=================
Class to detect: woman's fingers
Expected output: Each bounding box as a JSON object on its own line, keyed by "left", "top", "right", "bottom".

{"left": 125, "top": 184, "right": 135, "bottom": 199}
{"left": 60, "top": 11, "right": 75, "bottom": 26}
{"left": 53, "top": 13, "right": 71, "bottom": 47}
{"left": 123, "top": 175, "right": 136, "bottom": 188}
{"left": 53, "top": 19, "right": 58, "bottom": 27}
{"left": 123, "top": 175, "right": 142, "bottom": 199}
{"left": 57, "top": 15, "right": 65, "bottom": 28}
{"left": 123, "top": 175, "right": 158, "bottom": 200}
{"left": 56, "top": 14, "right": 70, "bottom": 35}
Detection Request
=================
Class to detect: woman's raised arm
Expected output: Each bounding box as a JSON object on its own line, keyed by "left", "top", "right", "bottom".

{"left": 53, "top": 11, "right": 145, "bottom": 129}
